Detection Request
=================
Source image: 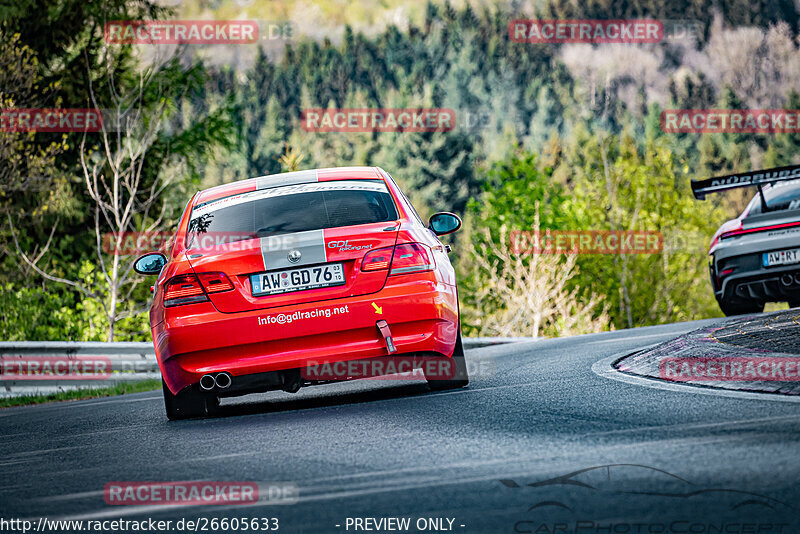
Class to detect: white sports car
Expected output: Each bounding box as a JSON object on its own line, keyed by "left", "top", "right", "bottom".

{"left": 692, "top": 165, "right": 800, "bottom": 316}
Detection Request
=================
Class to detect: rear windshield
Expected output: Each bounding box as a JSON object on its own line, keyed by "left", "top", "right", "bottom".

{"left": 187, "top": 180, "right": 398, "bottom": 246}
{"left": 746, "top": 180, "right": 800, "bottom": 216}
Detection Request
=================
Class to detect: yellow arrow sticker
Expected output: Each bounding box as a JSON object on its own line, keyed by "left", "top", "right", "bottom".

{"left": 371, "top": 302, "right": 383, "bottom": 314}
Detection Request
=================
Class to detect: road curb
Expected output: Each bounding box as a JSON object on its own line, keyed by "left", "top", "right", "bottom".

{"left": 593, "top": 349, "right": 800, "bottom": 403}
{"left": 613, "top": 317, "right": 800, "bottom": 395}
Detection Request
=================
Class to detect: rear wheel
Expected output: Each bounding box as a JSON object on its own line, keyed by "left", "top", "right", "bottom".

{"left": 426, "top": 331, "right": 469, "bottom": 390}
{"left": 717, "top": 298, "right": 764, "bottom": 317}
{"left": 163, "top": 380, "right": 213, "bottom": 420}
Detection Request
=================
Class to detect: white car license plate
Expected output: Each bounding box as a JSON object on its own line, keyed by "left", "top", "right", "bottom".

{"left": 763, "top": 248, "right": 800, "bottom": 267}
{"left": 250, "top": 263, "right": 345, "bottom": 296}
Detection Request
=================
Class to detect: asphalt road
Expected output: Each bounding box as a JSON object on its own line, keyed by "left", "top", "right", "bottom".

{"left": 2, "top": 317, "right": 799, "bottom": 534}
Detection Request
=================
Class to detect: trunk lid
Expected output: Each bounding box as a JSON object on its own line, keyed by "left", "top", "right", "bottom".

{"left": 187, "top": 223, "right": 398, "bottom": 313}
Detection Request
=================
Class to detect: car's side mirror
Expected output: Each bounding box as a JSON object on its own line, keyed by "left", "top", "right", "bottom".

{"left": 134, "top": 252, "right": 167, "bottom": 275}
{"left": 428, "top": 212, "right": 462, "bottom": 236}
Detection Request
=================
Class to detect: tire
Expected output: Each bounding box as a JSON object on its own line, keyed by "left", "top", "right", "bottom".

{"left": 426, "top": 331, "right": 469, "bottom": 391}
{"left": 717, "top": 298, "right": 764, "bottom": 317}
{"left": 162, "top": 380, "right": 213, "bottom": 420}
{"left": 789, "top": 300, "right": 800, "bottom": 309}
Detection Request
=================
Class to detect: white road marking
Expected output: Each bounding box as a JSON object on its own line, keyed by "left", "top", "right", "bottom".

{"left": 587, "top": 332, "right": 678, "bottom": 344}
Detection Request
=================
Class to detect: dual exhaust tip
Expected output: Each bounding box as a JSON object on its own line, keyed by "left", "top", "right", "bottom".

{"left": 780, "top": 273, "right": 800, "bottom": 287}
{"left": 199, "top": 372, "right": 232, "bottom": 391}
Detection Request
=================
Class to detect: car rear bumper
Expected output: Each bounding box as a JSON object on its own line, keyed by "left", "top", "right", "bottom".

{"left": 154, "top": 276, "right": 459, "bottom": 394}
{"left": 712, "top": 226, "right": 800, "bottom": 303}
{"left": 714, "top": 257, "right": 800, "bottom": 303}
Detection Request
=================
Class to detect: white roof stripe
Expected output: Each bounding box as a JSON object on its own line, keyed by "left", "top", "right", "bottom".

{"left": 255, "top": 169, "right": 318, "bottom": 190}
{"left": 190, "top": 181, "right": 388, "bottom": 220}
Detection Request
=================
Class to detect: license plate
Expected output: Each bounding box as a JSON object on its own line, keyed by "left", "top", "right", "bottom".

{"left": 250, "top": 263, "right": 345, "bottom": 296}
{"left": 763, "top": 248, "right": 800, "bottom": 267}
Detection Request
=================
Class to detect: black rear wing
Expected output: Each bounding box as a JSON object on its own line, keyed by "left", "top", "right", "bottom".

{"left": 691, "top": 164, "right": 800, "bottom": 200}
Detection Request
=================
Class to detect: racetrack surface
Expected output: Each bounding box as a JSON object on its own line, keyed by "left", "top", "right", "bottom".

{"left": 2, "top": 317, "right": 799, "bottom": 533}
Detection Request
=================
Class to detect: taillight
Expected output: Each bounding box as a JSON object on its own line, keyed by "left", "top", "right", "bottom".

{"left": 361, "top": 243, "right": 435, "bottom": 275}
{"left": 197, "top": 272, "right": 234, "bottom": 293}
{"left": 362, "top": 247, "right": 393, "bottom": 271}
{"left": 717, "top": 231, "right": 741, "bottom": 244}
{"left": 710, "top": 220, "right": 743, "bottom": 251}
{"left": 389, "top": 243, "right": 434, "bottom": 275}
{"left": 721, "top": 220, "right": 800, "bottom": 240}
{"left": 163, "top": 274, "right": 208, "bottom": 307}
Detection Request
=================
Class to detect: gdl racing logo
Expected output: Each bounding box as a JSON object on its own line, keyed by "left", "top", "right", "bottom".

{"left": 328, "top": 240, "right": 373, "bottom": 253}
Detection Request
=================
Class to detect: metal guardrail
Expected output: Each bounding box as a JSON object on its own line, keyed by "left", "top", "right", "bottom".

{"left": 0, "top": 342, "right": 158, "bottom": 398}
{"left": 463, "top": 337, "right": 539, "bottom": 349}
{"left": 0, "top": 338, "right": 536, "bottom": 398}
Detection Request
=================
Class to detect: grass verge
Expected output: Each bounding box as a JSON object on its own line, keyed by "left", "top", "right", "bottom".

{"left": 0, "top": 379, "right": 162, "bottom": 408}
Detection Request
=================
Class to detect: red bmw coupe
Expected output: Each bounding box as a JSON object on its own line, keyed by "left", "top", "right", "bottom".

{"left": 135, "top": 166, "right": 467, "bottom": 419}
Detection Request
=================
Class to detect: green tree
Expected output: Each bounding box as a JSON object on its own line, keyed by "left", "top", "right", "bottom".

{"left": 561, "top": 134, "right": 724, "bottom": 328}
